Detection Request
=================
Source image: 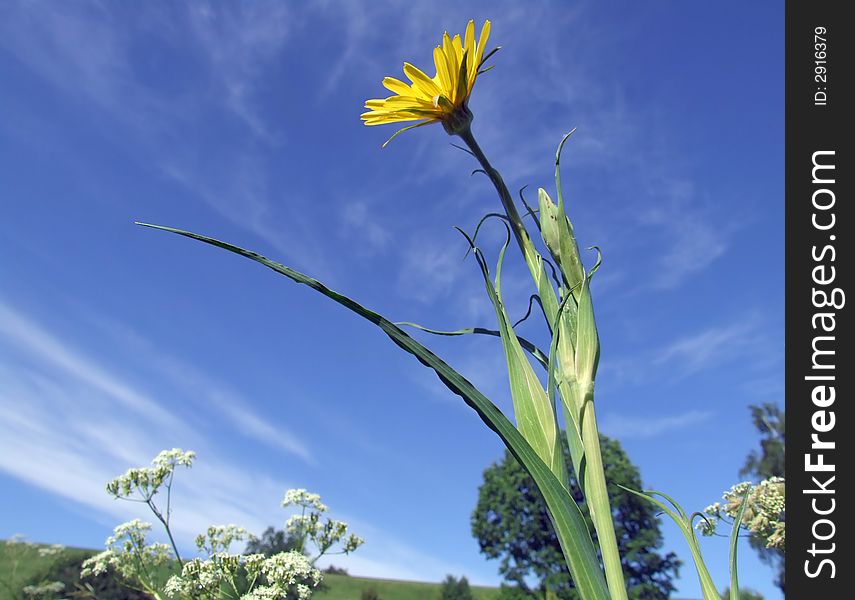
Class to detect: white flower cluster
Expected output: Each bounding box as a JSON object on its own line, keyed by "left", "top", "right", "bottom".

{"left": 697, "top": 477, "right": 785, "bottom": 550}
{"left": 164, "top": 551, "right": 321, "bottom": 600}
{"left": 2, "top": 536, "right": 64, "bottom": 557}
{"left": 342, "top": 533, "right": 365, "bottom": 554}
{"left": 282, "top": 489, "right": 364, "bottom": 558}
{"left": 81, "top": 450, "right": 363, "bottom": 600}
{"left": 106, "top": 448, "right": 195, "bottom": 500}
{"left": 282, "top": 489, "right": 328, "bottom": 512}
{"left": 4, "top": 533, "right": 32, "bottom": 548}
{"left": 286, "top": 514, "right": 320, "bottom": 538}
{"left": 21, "top": 581, "right": 65, "bottom": 599}
{"left": 195, "top": 524, "right": 252, "bottom": 555}
{"left": 37, "top": 544, "right": 65, "bottom": 558}
{"left": 81, "top": 520, "right": 173, "bottom": 582}
{"left": 261, "top": 551, "right": 321, "bottom": 587}
{"left": 240, "top": 581, "right": 313, "bottom": 600}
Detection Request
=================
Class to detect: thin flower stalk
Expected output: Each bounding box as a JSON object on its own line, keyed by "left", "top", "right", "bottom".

{"left": 456, "top": 125, "right": 627, "bottom": 600}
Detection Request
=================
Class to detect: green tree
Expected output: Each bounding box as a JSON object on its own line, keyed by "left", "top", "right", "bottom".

{"left": 739, "top": 403, "right": 784, "bottom": 593}
{"left": 496, "top": 584, "right": 537, "bottom": 600}
{"left": 740, "top": 404, "right": 784, "bottom": 482}
{"left": 440, "top": 574, "right": 474, "bottom": 600}
{"left": 472, "top": 435, "right": 680, "bottom": 599}
{"left": 243, "top": 527, "right": 302, "bottom": 557}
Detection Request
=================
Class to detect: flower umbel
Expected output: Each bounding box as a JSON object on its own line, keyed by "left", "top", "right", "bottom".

{"left": 361, "top": 19, "right": 493, "bottom": 143}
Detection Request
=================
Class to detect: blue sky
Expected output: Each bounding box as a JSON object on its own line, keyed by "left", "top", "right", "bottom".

{"left": 0, "top": 1, "right": 783, "bottom": 598}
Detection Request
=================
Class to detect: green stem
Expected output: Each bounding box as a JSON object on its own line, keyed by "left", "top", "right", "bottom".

{"left": 578, "top": 387, "right": 627, "bottom": 600}
{"left": 457, "top": 127, "right": 561, "bottom": 330}
{"left": 146, "top": 499, "right": 184, "bottom": 568}
{"left": 459, "top": 125, "right": 627, "bottom": 600}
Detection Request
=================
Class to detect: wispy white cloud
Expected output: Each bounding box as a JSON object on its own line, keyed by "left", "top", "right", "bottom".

{"left": 182, "top": 1, "right": 297, "bottom": 142}
{"left": 635, "top": 177, "right": 734, "bottom": 290}
{"left": 157, "top": 154, "right": 333, "bottom": 275}
{"left": 652, "top": 319, "right": 764, "bottom": 377}
{"left": 0, "top": 303, "right": 179, "bottom": 430}
{"left": 599, "top": 409, "right": 713, "bottom": 439}
{"left": 0, "top": 358, "right": 285, "bottom": 545}
{"left": 0, "top": 299, "right": 463, "bottom": 581}
{"left": 340, "top": 201, "right": 392, "bottom": 254}
{"left": 739, "top": 375, "right": 784, "bottom": 401}
{"left": 78, "top": 312, "right": 315, "bottom": 465}
{"left": 397, "top": 234, "right": 469, "bottom": 303}
{"left": 602, "top": 314, "right": 774, "bottom": 388}
{"left": 0, "top": 0, "right": 328, "bottom": 273}
{"left": 0, "top": 300, "right": 313, "bottom": 464}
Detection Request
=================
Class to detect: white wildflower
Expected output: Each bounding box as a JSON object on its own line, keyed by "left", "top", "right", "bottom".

{"left": 164, "top": 575, "right": 188, "bottom": 598}
{"left": 37, "top": 544, "right": 65, "bottom": 557}
{"left": 343, "top": 533, "right": 364, "bottom": 553}
{"left": 106, "top": 449, "right": 195, "bottom": 500}
{"left": 196, "top": 524, "right": 251, "bottom": 555}
{"left": 262, "top": 551, "right": 321, "bottom": 587}
{"left": 698, "top": 477, "right": 785, "bottom": 549}
{"left": 80, "top": 550, "right": 115, "bottom": 578}
{"left": 22, "top": 581, "right": 65, "bottom": 598}
{"left": 282, "top": 489, "right": 328, "bottom": 512}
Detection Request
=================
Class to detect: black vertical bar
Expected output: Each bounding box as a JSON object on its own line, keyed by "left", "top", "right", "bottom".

{"left": 786, "top": 0, "right": 852, "bottom": 597}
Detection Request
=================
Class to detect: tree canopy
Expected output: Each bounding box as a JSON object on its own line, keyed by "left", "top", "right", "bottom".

{"left": 739, "top": 403, "right": 785, "bottom": 593}
{"left": 472, "top": 434, "right": 680, "bottom": 599}
{"left": 244, "top": 527, "right": 302, "bottom": 557}
{"left": 440, "top": 574, "right": 474, "bottom": 600}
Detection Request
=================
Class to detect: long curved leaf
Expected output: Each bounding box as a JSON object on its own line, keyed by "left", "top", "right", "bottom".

{"left": 728, "top": 492, "right": 750, "bottom": 600}
{"left": 394, "top": 322, "right": 549, "bottom": 371}
{"left": 619, "top": 486, "right": 719, "bottom": 600}
{"left": 137, "top": 223, "right": 610, "bottom": 600}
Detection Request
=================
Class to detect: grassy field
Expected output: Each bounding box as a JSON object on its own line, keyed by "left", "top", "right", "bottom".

{"left": 1, "top": 540, "right": 93, "bottom": 599}
{"left": 316, "top": 574, "right": 501, "bottom": 600}
{"left": 1, "top": 540, "right": 501, "bottom": 599}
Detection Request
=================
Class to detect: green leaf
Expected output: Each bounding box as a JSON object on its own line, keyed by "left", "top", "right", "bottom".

{"left": 546, "top": 294, "right": 584, "bottom": 483}
{"left": 553, "top": 130, "right": 585, "bottom": 291}
{"left": 394, "top": 322, "right": 550, "bottom": 371}
{"left": 137, "top": 223, "right": 610, "bottom": 600}
{"left": 574, "top": 265, "right": 600, "bottom": 388}
{"left": 458, "top": 226, "right": 565, "bottom": 489}
{"left": 619, "top": 486, "right": 720, "bottom": 600}
{"left": 728, "top": 491, "right": 750, "bottom": 600}
{"left": 381, "top": 120, "right": 434, "bottom": 148}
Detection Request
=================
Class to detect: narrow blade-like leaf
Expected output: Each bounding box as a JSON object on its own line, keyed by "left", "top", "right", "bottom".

{"left": 395, "top": 322, "right": 549, "bottom": 371}
{"left": 464, "top": 227, "right": 565, "bottom": 487}
{"left": 137, "top": 223, "right": 610, "bottom": 600}
{"left": 619, "top": 486, "right": 720, "bottom": 600}
{"left": 728, "top": 491, "right": 750, "bottom": 600}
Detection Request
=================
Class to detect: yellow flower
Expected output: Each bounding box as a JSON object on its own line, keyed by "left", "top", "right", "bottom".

{"left": 362, "top": 19, "right": 493, "bottom": 143}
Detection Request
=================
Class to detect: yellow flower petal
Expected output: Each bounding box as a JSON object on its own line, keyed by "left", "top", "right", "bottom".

{"left": 403, "top": 62, "right": 441, "bottom": 98}
{"left": 473, "top": 20, "right": 491, "bottom": 83}
{"left": 464, "top": 20, "right": 475, "bottom": 64}
{"left": 452, "top": 34, "right": 463, "bottom": 63}
{"left": 382, "top": 77, "right": 414, "bottom": 96}
{"left": 433, "top": 46, "right": 451, "bottom": 92}
{"left": 441, "top": 34, "right": 459, "bottom": 101}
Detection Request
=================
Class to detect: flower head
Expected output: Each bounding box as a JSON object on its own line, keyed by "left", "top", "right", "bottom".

{"left": 362, "top": 19, "right": 493, "bottom": 143}
{"left": 282, "top": 488, "right": 328, "bottom": 512}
